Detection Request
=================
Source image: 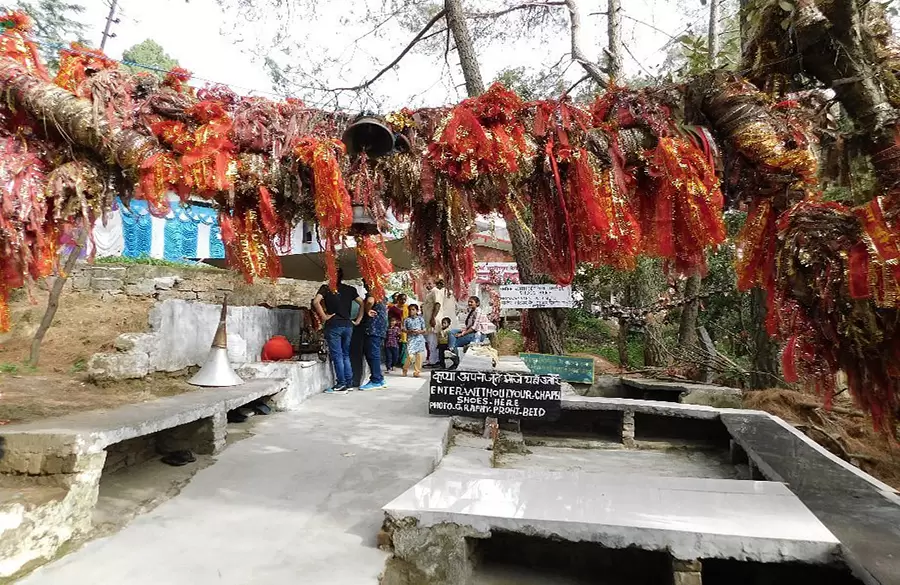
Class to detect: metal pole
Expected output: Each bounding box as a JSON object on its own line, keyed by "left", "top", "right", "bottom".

{"left": 100, "top": 0, "right": 118, "bottom": 50}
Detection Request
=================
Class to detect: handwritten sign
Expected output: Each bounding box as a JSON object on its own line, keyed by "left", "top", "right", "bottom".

{"left": 520, "top": 353, "right": 595, "bottom": 385}
{"left": 499, "top": 284, "right": 574, "bottom": 309}
{"left": 429, "top": 370, "right": 562, "bottom": 420}
{"left": 475, "top": 262, "right": 520, "bottom": 284}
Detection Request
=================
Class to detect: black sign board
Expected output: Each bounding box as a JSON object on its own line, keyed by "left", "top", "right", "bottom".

{"left": 429, "top": 370, "right": 562, "bottom": 421}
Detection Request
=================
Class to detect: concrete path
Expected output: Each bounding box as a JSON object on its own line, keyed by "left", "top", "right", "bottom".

{"left": 20, "top": 377, "right": 448, "bottom": 585}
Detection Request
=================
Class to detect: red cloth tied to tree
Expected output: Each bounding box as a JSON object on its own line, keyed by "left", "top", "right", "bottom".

{"left": 0, "top": 11, "right": 49, "bottom": 81}
{"left": 295, "top": 137, "right": 352, "bottom": 290}
{"left": 53, "top": 43, "right": 119, "bottom": 98}
{"left": 220, "top": 209, "right": 281, "bottom": 283}
{"left": 357, "top": 235, "right": 393, "bottom": 301}
{"left": 643, "top": 136, "right": 726, "bottom": 275}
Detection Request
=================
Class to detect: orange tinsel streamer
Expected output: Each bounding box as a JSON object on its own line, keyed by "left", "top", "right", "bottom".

{"left": 356, "top": 235, "right": 393, "bottom": 301}
{"left": 54, "top": 43, "right": 119, "bottom": 97}
{"left": 644, "top": 136, "right": 726, "bottom": 274}
{"left": 220, "top": 210, "right": 281, "bottom": 283}
{"left": 295, "top": 136, "right": 352, "bottom": 290}
{"left": 0, "top": 11, "right": 49, "bottom": 81}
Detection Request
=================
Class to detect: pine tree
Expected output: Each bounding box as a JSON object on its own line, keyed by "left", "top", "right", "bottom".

{"left": 122, "top": 39, "right": 179, "bottom": 79}
{"left": 16, "top": 0, "right": 86, "bottom": 72}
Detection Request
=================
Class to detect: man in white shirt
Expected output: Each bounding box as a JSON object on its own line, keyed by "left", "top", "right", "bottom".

{"left": 423, "top": 278, "right": 451, "bottom": 367}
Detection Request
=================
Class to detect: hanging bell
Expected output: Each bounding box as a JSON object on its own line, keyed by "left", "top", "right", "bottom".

{"left": 342, "top": 116, "right": 395, "bottom": 158}
{"left": 188, "top": 296, "right": 244, "bottom": 387}
{"left": 393, "top": 132, "right": 412, "bottom": 154}
{"left": 350, "top": 203, "right": 380, "bottom": 236}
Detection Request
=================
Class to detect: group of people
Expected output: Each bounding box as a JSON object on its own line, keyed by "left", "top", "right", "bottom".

{"left": 311, "top": 270, "right": 491, "bottom": 394}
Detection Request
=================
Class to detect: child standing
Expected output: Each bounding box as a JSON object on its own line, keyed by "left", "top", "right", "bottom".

{"left": 436, "top": 317, "right": 451, "bottom": 370}
{"left": 403, "top": 304, "right": 427, "bottom": 377}
{"left": 385, "top": 318, "right": 401, "bottom": 374}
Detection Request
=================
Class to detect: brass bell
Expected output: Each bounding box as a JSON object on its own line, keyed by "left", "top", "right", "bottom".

{"left": 394, "top": 133, "right": 412, "bottom": 154}
{"left": 349, "top": 203, "right": 380, "bottom": 236}
{"left": 188, "top": 296, "right": 243, "bottom": 387}
{"left": 342, "top": 115, "right": 395, "bottom": 158}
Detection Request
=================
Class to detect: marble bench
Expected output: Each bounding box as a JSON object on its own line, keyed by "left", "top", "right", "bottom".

{"left": 383, "top": 467, "right": 841, "bottom": 585}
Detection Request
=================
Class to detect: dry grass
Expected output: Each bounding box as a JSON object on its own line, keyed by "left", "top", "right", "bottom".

{"left": 745, "top": 387, "right": 900, "bottom": 490}
{"left": 567, "top": 352, "right": 623, "bottom": 375}
{"left": 0, "top": 289, "right": 193, "bottom": 425}
{"left": 0, "top": 289, "right": 152, "bottom": 373}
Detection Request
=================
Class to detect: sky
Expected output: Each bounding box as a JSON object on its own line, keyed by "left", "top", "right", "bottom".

{"left": 72, "top": 0, "right": 718, "bottom": 111}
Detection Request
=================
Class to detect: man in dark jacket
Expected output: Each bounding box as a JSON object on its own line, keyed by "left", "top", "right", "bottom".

{"left": 313, "top": 268, "right": 363, "bottom": 393}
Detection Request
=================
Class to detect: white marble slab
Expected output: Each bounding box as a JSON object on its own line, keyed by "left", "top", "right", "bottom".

{"left": 384, "top": 468, "right": 840, "bottom": 564}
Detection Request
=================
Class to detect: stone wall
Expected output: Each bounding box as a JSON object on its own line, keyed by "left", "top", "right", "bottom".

{"left": 63, "top": 262, "right": 320, "bottom": 307}
{"left": 87, "top": 300, "right": 307, "bottom": 381}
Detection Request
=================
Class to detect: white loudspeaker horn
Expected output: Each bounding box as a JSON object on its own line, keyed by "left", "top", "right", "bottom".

{"left": 188, "top": 296, "right": 243, "bottom": 387}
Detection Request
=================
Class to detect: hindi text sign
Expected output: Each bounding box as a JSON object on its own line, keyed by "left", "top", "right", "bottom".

{"left": 499, "top": 284, "right": 574, "bottom": 309}
{"left": 429, "top": 370, "right": 562, "bottom": 421}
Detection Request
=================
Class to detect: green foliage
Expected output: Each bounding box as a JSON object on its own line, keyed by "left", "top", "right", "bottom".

{"left": 16, "top": 0, "right": 86, "bottom": 72}
{"left": 70, "top": 357, "right": 86, "bottom": 373}
{"left": 661, "top": 0, "right": 742, "bottom": 81}
{"left": 822, "top": 154, "right": 879, "bottom": 206}
{"left": 495, "top": 328, "right": 524, "bottom": 354}
{"left": 697, "top": 211, "right": 754, "bottom": 361}
{"left": 493, "top": 66, "right": 567, "bottom": 101}
{"left": 122, "top": 39, "right": 180, "bottom": 79}
{"left": 567, "top": 308, "right": 615, "bottom": 343}
{"left": 0, "top": 362, "right": 36, "bottom": 375}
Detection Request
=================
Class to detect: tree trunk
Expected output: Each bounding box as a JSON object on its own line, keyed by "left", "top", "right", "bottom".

{"left": 749, "top": 288, "right": 780, "bottom": 389}
{"left": 444, "top": 0, "right": 485, "bottom": 96}
{"left": 564, "top": 0, "right": 607, "bottom": 85}
{"left": 0, "top": 59, "right": 168, "bottom": 177}
{"left": 678, "top": 0, "right": 720, "bottom": 356}
{"left": 678, "top": 274, "right": 701, "bottom": 349}
{"left": 29, "top": 228, "right": 88, "bottom": 367}
{"left": 707, "top": 0, "right": 720, "bottom": 67}
{"left": 444, "top": 0, "right": 566, "bottom": 355}
{"left": 606, "top": 0, "right": 623, "bottom": 83}
{"left": 643, "top": 318, "right": 665, "bottom": 368}
{"left": 617, "top": 317, "right": 629, "bottom": 367}
{"left": 503, "top": 208, "right": 565, "bottom": 355}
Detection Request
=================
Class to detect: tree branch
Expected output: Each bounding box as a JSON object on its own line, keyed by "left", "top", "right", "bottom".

{"left": 561, "top": 74, "right": 590, "bottom": 98}
{"left": 564, "top": 0, "right": 607, "bottom": 85}
{"left": 467, "top": 1, "right": 565, "bottom": 19}
{"left": 330, "top": 9, "right": 448, "bottom": 93}
{"left": 590, "top": 10, "right": 678, "bottom": 42}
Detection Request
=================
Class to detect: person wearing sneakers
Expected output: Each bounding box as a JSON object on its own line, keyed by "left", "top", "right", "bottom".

{"left": 313, "top": 268, "right": 363, "bottom": 394}
{"left": 359, "top": 283, "right": 388, "bottom": 391}
{"left": 402, "top": 304, "right": 427, "bottom": 377}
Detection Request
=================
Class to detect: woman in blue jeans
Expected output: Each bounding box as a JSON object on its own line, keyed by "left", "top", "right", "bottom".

{"left": 449, "top": 296, "right": 483, "bottom": 356}
{"left": 313, "top": 268, "right": 363, "bottom": 393}
{"left": 359, "top": 282, "right": 388, "bottom": 390}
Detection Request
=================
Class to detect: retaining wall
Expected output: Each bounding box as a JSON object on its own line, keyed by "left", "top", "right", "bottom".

{"left": 59, "top": 262, "right": 320, "bottom": 307}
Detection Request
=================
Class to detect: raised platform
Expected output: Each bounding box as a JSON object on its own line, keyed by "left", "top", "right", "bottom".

{"left": 384, "top": 467, "right": 841, "bottom": 566}
{"left": 0, "top": 379, "right": 288, "bottom": 580}
{"left": 723, "top": 412, "right": 900, "bottom": 585}
{"left": 0, "top": 379, "right": 287, "bottom": 467}
{"left": 620, "top": 377, "right": 743, "bottom": 408}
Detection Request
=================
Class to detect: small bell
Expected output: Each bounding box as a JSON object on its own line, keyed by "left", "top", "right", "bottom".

{"left": 349, "top": 203, "right": 380, "bottom": 236}
{"left": 393, "top": 133, "right": 412, "bottom": 154}
{"left": 342, "top": 115, "right": 395, "bottom": 158}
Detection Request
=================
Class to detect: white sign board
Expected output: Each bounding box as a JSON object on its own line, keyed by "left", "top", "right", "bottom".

{"left": 499, "top": 284, "right": 574, "bottom": 309}
{"left": 475, "top": 262, "right": 520, "bottom": 284}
